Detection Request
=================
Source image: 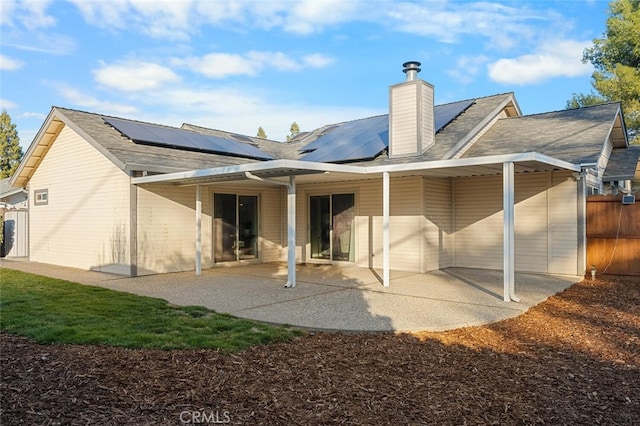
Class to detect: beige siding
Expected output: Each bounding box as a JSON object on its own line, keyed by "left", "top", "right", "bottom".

{"left": 390, "top": 84, "right": 419, "bottom": 157}
{"left": 136, "top": 184, "right": 210, "bottom": 274}
{"left": 548, "top": 172, "right": 578, "bottom": 274}
{"left": 453, "top": 175, "right": 504, "bottom": 269}
{"left": 452, "top": 171, "right": 578, "bottom": 274}
{"left": 28, "top": 125, "right": 131, "bottom": 274}
{"left": 137, "top": 184, "right": 282, "bottom": 274}
{"left": 514, "top": 173, "right": 549, "bottom": 272}
{"left": 260, "top": 186, "right": 283, "bottom": 263}
{"left": 420, "top": 82, "right": 434, "bottom": 151}
{"left": 424, "top": 178, "right": 453, "bottom": 271}
{"left": 298, "top": 176, "right": 423, "bottom": 272}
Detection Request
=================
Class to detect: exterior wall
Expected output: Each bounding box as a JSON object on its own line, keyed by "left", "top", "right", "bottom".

{"left": 548, "top": 172, "right": 578, "bottom": 274}
{"left": 452, "top": 171, "right": 579, "bottom": 275}
{"left": 297, "top": 176, "right": 424, "bottom": 272}
{"left": 28, "top": 125, "right": 131, "bottom": 274}
{"left": 136, "top": 183, "right": 282, "bottom": 274}
{"left": 423, "top": 178, "right": 453, "bottom": 270}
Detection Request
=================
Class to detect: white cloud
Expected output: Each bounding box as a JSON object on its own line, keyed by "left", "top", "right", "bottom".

{"left": 93, "top": 61, "right": 181, "bottom": 92}
{"left": 1, "top": 0, "right": 56, "bottom": 29}
{"left": 67, "top": 0, "right": 366, "bottom": 40}
{"left": 54, "top": 83, "right": 139, "bottom": 115}
{"left": 175, "top": 51, "right": 334, "bottom": 78}
{"left": 488, "top": 40, "right": 593, "bottom": 85}
{"left": 447, "top": 55, "right": 489, "bottom": 84}
{"left": 0, "top": 54, "right": 24, "bottom": 71}
{"left": 284, "top": 0, "right": 365, "bottom": 34}
{"left": 386, "top": 1, "right": 554, "bottom": 50}
{"left": 303, "top": 53, "right": 335, "bottom": 68}
{"left": 0, "top": 98, "right": 18, "bottom": 110}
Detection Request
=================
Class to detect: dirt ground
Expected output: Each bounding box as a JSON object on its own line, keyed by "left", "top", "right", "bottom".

{"left": 1, "top": 277, "right": 639, "bottom": 425}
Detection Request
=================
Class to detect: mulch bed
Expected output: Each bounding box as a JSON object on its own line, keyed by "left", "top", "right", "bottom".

{"left": 2, "top": 277, "right": 639, "bottom": 425}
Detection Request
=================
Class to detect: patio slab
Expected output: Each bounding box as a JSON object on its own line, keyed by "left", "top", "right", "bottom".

{"left": 0, "top": 259, "right": 581, "bottom": 332}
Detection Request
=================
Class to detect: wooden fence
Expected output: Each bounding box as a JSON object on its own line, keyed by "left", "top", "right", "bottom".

{"left": 586, "top": 195, "right": 640, "bottom": 276}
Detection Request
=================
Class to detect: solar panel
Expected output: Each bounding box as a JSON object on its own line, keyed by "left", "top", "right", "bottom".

{"left": 104, "top": 117, "right": 275, "bottom": 160}
{"left": 299, "top": 99, "right": 475, "bottom": 163}
{"left": 435, "top": 99, "right": 475, "bottom": 132}
{"left": 300, "top": 115, "right": 388, "bottom": 163}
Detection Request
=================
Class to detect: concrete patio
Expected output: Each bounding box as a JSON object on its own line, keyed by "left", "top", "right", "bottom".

{"left": 0, "top": 259, "right": 582, "bottom": 332}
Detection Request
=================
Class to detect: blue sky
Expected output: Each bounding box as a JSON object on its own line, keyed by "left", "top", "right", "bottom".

{"left": 1, "top": 0, "right": 609, "bottom": 149}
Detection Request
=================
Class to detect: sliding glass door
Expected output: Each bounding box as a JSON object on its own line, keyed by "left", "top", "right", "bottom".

{"left": 214, "top": 193, "right": 258, "bottom": 262}
{"left": 310, "top": 193, "right": 355, "bottom": 262}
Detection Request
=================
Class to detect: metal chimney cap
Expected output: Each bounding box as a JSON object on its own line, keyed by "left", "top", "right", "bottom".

{"left": 402, "top": 61, "right": 421, "bottom": 81}
{"left": 402, "top": 61, "right": 422, "bottom": 72}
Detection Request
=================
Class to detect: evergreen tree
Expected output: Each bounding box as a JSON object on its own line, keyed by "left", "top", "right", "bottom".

{"left": 256, "top": 126, "right": 267, "bottom": 139}
{"left": 286, "top": 121, "right": 300, "bottom": 142}
{"left": 571, "top": 0, "right": 640, "bottom": 142}
{"left": 0, "top": 110, "right": 23, "bottom": 179}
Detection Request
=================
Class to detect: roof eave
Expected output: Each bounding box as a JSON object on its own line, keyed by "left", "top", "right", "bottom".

{"left": 10, "top": 107, "right": 128, "bottom": 188}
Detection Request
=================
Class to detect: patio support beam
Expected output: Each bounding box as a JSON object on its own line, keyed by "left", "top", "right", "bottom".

{"left": 383, "top": 171, "right": 390, "bottom": 287}
{"left": 285, "top": 176, "right": 297, "bottom": 288}
{"left": 576, "top": 171, "right": 587, "bottom": 276}
{"left": 502, "top": 162, "right": 519, "bottom": 302}
{"left": 195, "top": 184, "right": 202, "bottom": 276}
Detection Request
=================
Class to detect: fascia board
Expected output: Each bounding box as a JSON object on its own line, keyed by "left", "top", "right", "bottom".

{"left": 9, "top": 108, "right": 59, "bottom": 188}
{"left": 10, "top": 107, "right": 127, "bottom": 188}
{"left": 365, "top": 152, "right": 580, "bottom": 174}
{"left": 131, "top": 159, "right": 367, "bottom": 185}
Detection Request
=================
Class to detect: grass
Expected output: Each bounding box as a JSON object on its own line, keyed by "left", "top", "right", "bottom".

{"left": 0, "top": 268, "right": 303, "bottom": 351}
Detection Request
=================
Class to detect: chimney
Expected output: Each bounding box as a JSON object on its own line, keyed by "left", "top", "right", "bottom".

{"left": 388, "top": 61, "right": 434, "bottom": 158}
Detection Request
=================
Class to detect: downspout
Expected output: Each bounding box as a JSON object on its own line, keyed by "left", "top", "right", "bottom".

{"left": 245, "top": 172, "right": 297, "bottom": 288}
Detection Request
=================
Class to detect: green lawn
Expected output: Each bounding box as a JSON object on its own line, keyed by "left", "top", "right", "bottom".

{"left": 0, "top": 268, "right": 302, "bottom": 351}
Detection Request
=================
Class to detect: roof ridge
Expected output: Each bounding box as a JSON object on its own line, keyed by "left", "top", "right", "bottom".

{"left": 502, "top": 101, "right": 622, "bottom": 120}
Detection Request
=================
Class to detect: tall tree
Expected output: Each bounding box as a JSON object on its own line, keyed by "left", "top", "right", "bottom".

{"left": 286, "top": 121, "right": 300, "bottom": 142}
{"left": 256, "top": 126, "right": 267, "bottom": 139}
{"left": 0, "top": 110, "right": 23, "bottom": 179}
{"left": 572, "top": 0, "right": 640, "bottom": 141}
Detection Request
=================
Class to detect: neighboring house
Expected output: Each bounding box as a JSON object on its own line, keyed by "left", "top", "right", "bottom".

{"left": 9, "top": 62, "right": 639, "bottom": 301}
{"left": 0, "top": 178, "right": 28, "bottom": 257}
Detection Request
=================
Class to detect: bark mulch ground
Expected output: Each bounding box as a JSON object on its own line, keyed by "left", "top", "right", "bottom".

{"left": 1, "top": 277, "right": 639, "bottom": 425}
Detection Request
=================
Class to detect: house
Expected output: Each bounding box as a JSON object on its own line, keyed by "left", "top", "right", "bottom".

{"left": 9, "top": 62, "right": 638, "bottom": 301}
{"left": 0, "top": 178, "right": 28, "bottom": 258}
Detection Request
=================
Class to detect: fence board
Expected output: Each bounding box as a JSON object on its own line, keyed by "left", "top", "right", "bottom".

{"left": 586, "top": 195, "right": 640, "bottom": 276}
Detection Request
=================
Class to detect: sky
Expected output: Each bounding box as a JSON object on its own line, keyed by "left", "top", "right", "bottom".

{"left": 0, "top": 0, "right": 610, "bottom": 150}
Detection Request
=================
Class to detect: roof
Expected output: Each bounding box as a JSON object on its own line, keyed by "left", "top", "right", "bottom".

{"left": 0, "top": 178, "right": 25, "bottom": 198}
{"left": 603, "top": 145, "right": 640, "bottom": 181}
{"left": 10, "top": 91, "right": 632, "bottom": 188}
{"left": 462, "top": 102, "right": 627, "bottom": 164}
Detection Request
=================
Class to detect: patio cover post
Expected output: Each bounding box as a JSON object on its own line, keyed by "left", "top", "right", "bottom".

{"left": 195, "top": 184, "right": 202, "bottom": 276}
{"left": 503, "top": 162, "right": 519, "bottom": 302}
{"left": 383, "top": 171, "right": 390, "bottom": 287}
{"left": 285, "top": 175, "right": 297, "bottom": 288}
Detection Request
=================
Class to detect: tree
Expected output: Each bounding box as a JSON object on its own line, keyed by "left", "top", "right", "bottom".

{"left": 286, "top": 121, "right": 300, "bottom": 142}
{"left": 565, "top": 92, "right": 607, "bottom": 109}
{"left": 0, "top": 110, "right": 23, "bottom": 179}
{"left": 572, "top": 0, "right": 640, "bottom": 142}
{"left": 256, "top": 126, "right": 267, "bottom": 139}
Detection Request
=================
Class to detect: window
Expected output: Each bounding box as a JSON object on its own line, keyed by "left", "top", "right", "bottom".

{"left": 34, "top": 189, "right": 48, "bottom": 205}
